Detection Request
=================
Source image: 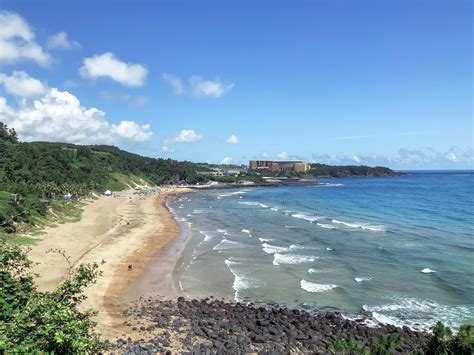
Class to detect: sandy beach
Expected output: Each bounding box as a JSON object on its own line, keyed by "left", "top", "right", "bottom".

{"left": 28, "top": 186, "right": 191, "bottom": 338}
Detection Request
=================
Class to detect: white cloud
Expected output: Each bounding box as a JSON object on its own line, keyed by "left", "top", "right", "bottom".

{"left": 311, "top": 147, "right": 474, "bottom": 169}
{"left": 0, "top": 71, "right": 47, "bottom": 98}
{"left": 446, "top": 152, "right": 458, "bottom": 162}
{"left": 262, "top": 152, "right": 269, "bottom": 158}
{"left": 80, "top": 52, "right": 148, "bottom": 87}
{"left": 47, "top": 32, "right": 80, "bottom": 50}
{"left": 164, "top": 129, "right": 202, "bottom": 145}
{"left": 277, "top": 152, "right": 288, "bottom": 159}
{"left": 162, "top": 73, "right": 234, "bottom": 98}
{"left": 221, "top": 157, "right": 233, "bottom": 164}
{"left": 0, "top": 11, "right": 51, "bottom": 66}
{"left": 160, "top": 145, "right": 175, "bottom": 153}
{"left": 189, "top": 76, "right": 234, "bottom": 98}
{"left": 162, "top": 73, "right": 184, "bottom": 94}
{"left": 111, "top": 121, "right": 152, "bottom": 142}
{"left": 0, "top": 88, "right": 152, "bottom": 144}
{"left": 227, "top": 134, "right": 239, "bottom": 144}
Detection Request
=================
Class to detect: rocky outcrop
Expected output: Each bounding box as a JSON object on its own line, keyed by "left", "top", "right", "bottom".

{"left": 108, "top": 297, "right": 427, "bottom": 354}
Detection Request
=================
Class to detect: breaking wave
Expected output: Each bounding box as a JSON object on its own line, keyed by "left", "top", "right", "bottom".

{"left": 363, "top": 296, "right": 474, "bottom": 331}
{"left": 332, "top": 219, "right": 386, "bottom": 232}
{"left": 273, "top": 253, "right": 317, "bottom": 266}
{"left": 300, "top": 279, "right": 338, "bottom": 292}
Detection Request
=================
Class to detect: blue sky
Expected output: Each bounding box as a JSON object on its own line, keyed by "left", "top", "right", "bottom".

{"left": 0, "top": 0, "right": 472, "bottom": 169}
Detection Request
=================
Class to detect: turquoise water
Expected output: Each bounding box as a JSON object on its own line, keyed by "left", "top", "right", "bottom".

{"left": 168, "top": 171, "right": 474, "bottom": 330}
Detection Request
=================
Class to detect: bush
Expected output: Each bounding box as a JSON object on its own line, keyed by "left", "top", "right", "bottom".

{"left": 0, "top": 239, "right": 106, "bottom": 353}
{"left": 424, "top": 321, "right": 473, "bottom": 355}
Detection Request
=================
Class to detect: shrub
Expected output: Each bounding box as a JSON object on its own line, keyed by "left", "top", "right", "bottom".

{"left": 0, "top": 239, "right": 106, "bottom": 353}
{"left": 424, "top": 321, "right": 473, "bottom": 355}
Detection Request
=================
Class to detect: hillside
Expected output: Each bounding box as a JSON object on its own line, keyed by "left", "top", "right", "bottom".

{"left": 309, "top": 163, "right": 402, "bottom": 178}
{"left": 0, "top": 122, "right": 208, "bottom": 234}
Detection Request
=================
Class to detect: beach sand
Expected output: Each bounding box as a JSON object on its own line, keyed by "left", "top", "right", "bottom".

{"left": 28, "top": 186, "right": 191, "bottom": 338}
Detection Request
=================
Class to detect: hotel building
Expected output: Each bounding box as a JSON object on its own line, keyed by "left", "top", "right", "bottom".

{"left": 249, "top": 160, "right": 309, "bottom": 173}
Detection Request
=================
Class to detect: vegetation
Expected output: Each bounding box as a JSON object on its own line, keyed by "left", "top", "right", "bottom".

{"left": 0, "top": 121, "right": 208, "bottom": 234}
{"left": 331, "top": 322, "right": 473, "bottom": 354}
{"left": 332, "top": 333, "right": 403, "bottom": 354}
{"left": 309, "top": 163, "right": 401, "bottom": 178}
{"left": 0, "top": 239, "right": 105, "bottom": 353}
{"left": 423, "top": 321, "right": 473, "bottom": 355}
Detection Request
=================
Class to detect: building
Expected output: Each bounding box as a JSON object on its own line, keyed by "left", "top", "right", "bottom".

{"left": 249, "top": 160, "right": 309, "bottom": 173}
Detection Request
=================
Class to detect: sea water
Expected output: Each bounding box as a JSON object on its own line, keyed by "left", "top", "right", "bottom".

{"left": 167, "top": 171, "right": 474, "bottom": 330}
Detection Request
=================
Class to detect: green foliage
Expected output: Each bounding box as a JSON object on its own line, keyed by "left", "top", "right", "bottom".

{"left": 424, "top": 321, "right": 474, "bottom": 355}
{"left": 332, "top": 334, "right": 368, "bottom": 354}
{"left": 0, "top": 120, "right": 207, "bottom": 233}
{"left": 0, "top": 122, "right": 18, "bottom": 143}
{"left": 0, "top": 239, "right": 106, "bottom": 353}
{"left": 309, "top": 163, "right": 400, "bottom": 178}
{"left": 332, "top": 333, "right": 403, "bottom": 354}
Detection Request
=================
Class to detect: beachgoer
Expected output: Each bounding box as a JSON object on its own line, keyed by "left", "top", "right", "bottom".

{"left": 128, "top": 264, "right": 133, "bottom": 271}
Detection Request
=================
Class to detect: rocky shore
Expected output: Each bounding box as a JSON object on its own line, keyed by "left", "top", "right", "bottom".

{"left": 108, "top": 297, "right": 428, "bottom": 354}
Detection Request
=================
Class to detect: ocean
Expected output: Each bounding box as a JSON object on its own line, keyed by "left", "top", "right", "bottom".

{"left": 167, "top": 171, "right": 474, "bottom": 330}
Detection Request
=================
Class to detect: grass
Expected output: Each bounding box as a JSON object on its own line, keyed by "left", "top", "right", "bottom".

{"left": 104, "top": 173, "right": 155, "bottom": 191}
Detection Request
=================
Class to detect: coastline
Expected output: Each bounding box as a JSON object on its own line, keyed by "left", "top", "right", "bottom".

{"left": 28, "top": 186, "right": 192, "bottom": 339}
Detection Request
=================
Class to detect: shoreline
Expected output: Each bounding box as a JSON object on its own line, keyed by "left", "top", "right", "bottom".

{"left": 103, "top": 189, "right": 191, "bottom": 320}
{"left": 27, "top": 186, "right": 193, "bottom": 339}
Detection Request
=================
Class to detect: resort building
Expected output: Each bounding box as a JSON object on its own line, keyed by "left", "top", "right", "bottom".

{"left": 249, "top": 160, "right": 309, "bottom": 173}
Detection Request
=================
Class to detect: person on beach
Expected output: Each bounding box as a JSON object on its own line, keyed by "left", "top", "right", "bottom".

{"left": 128, "top": 264, "right": 133, "bottom": 271}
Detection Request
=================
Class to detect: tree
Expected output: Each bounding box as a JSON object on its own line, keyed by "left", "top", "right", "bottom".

{"left": 0, "top": 122, "right": 18, "bottom": 143}
{"left": 0, "top": 240, "right": 106, "bottom": 353}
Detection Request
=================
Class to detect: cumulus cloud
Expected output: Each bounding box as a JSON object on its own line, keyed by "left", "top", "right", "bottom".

{"left": 189, "top": 76, "right": 234, "bottom": 98}
{"left": 111, "top": 121, "right": 151, "bottom": 142}
{"left": 277, "top": 152, "right": 288, "bottom": 159}
{"left": 162, "top": 73, "right": 184, "bottom": 94}
{"left": 80, "top": 52, "right": 148, "bottom": 87}
{"left": 227, "top": 134, "right": 239, "bottom": 144}
{"left": 164, "top": 129, "right": 202, "bottom": 145}
{"left": 0, "top": 11, "right": 51, "bottom": 66}
{"left": 162, "top": 73, "right": 234, "bottom": 98}
{"left": 47, "top": 31, "right": 80, "bottom": 50}
{"left": 0, "top": 71, "right": 47, "bottom": 98}
{"left": 0, "top": 88, "right": 152, "bottom": 144}
{"left": 221, "top": 157, "right": 233, "bottom": 164}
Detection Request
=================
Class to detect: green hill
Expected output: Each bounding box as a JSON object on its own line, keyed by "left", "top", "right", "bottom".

{"left": 0, "top": 122, "right": 208, "bottom": 234}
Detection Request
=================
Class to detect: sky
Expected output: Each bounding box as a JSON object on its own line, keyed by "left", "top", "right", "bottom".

{"left": 0, "top": 0, "right": 472, "bottom": 169}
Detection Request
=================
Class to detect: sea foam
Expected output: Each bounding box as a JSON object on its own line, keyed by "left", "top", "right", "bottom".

{"left": 332, "top": 219, "right": 386, "bottom": 232}
{"left": 291, "top": 213, "right": 323, "bottom": 223}
{"left": 354, "top": 277, "right": 372, "bottom": 283}
{"left": 363, "top": 296, "right": 473, "bottom": 331}
{"left": 420, "top": 268, "right": 435, "bottom": 273}
{"left": 300, "top": 279, "right": 338, "bottom": 292}
{"left": 273, "top": 253, "right": 317, "bottom": 266}
{"left": 224, "top": 259, "right": 261, "bottom": 301}
{"left": 213, "top": 239, "right": 242, "bottom": 251}
{"left": 238, "top": 201, "right": 269, "bottom": 208}
{"left": 241, "top": 229, "right": 252, "bottom": 237}
{"left": 262, "top": 243, "right": 288, "bottom": 254}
